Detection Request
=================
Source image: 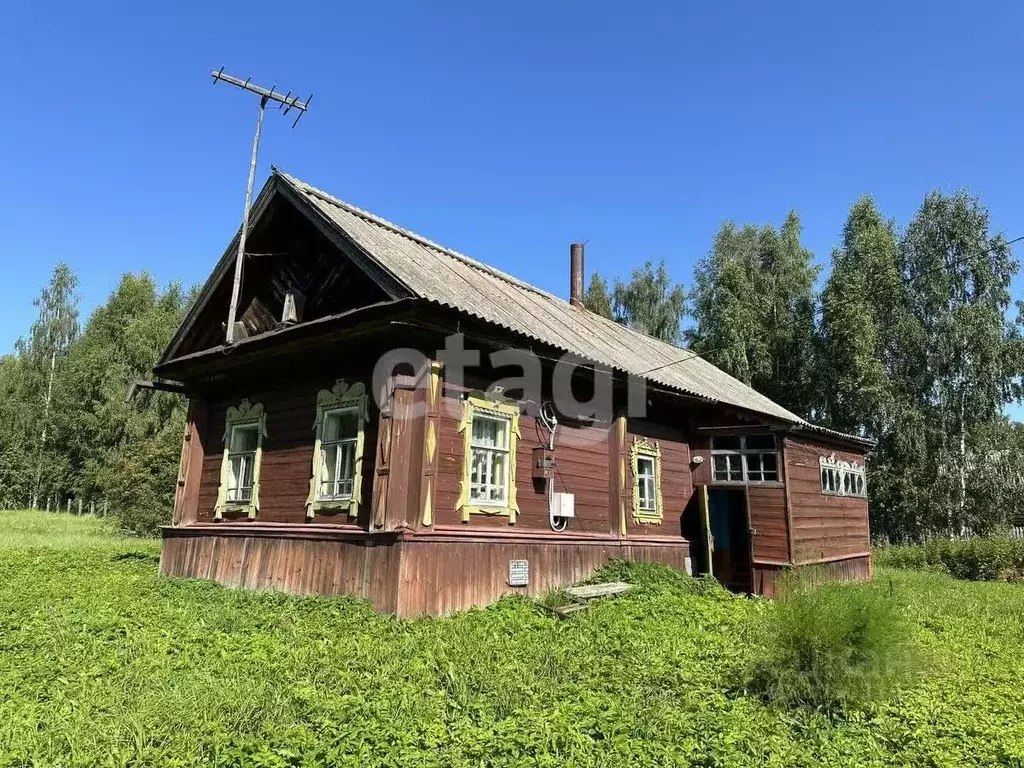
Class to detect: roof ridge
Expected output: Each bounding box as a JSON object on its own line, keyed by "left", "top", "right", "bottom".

{"left": 274, "top": 169, "right": 563, "bottom": 303}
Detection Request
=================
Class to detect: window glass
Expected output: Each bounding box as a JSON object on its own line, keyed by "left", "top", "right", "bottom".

{"left": 469, "top": 413, "right": 511, "bottom": 505}
{"left": 318, "top": 407, "right": 360, "bottom": 500}
{"left": 637, "top": 456, "right": 657, "bottom": 511}
{"left": 745, "top": 434, "right": 775, "bottom": 450}
{"left": 712, "top": 435, "right": 777, "bottom": 482}
{"left": 711, "top": 435, "right": 742, "bottom": 451}
{"left": 227, "top": 424, "right": 258, "bottom": 503}
{"left": 230, "top": 424, "right": 258, "bottom": 453}
{"left": 323, "top": 410, "right": 359, "bottom": 443}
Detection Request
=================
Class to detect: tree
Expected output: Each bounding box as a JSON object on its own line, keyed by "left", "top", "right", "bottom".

{"left": 49, "top": 273, "right": 194, "bottom": 533}
{"left": 611, "top": 260, "right": 686, "bottom": 344}
{"left": 688, "top": 213, "right": 819, "bottom": 417}
{"left": 582, "top": 271, "right": 613, "bottom": 319}
{"left": 1, "top": 264, "right": 80, "bottom": 508}
{"left": 818, "top": 197, "right": 903, "bottom": 436}
{"left": 583, "top": 260, "right": 686, "bottom": 344}
{"left": 897, "top": 191, "right": 1020, "bottom": 537}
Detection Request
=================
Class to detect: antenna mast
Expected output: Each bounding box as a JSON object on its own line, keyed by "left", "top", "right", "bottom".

{"left": 211, "top": 68, "right": 312, "bottom": 344}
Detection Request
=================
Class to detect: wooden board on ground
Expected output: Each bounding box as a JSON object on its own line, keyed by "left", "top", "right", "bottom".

{"left": 565, "top": 582, "right": 631, "bottom": 600}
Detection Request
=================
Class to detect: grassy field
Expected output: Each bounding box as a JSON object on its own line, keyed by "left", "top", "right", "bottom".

{"left": 1, "top": 511, "right": 1023, "bottom": 767}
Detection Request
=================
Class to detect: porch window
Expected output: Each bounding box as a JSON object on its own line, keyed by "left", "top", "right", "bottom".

{"left": 630, "top": 438, "right": 663, "bottom": 524}
{"left": 306, "top": 380, "right": 368, "bottom": 519}
{"left": 819, "top": 455, "right": 867, "bottom": 498}
{"left": 457, "top": 395, "right": 521, "bottom": 522}
{"left": 710, "top": 434, "right": 779, "bottom": 483}
{"left": 215, "top": 399, "right": 267, "bottom": 520}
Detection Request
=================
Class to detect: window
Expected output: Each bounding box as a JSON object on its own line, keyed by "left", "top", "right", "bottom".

{"left": 470, "top": 413, "right": 511, "bottom": 505}
{"left": 318, "top": 407, "right": 360, "bottom": 501}
{"left": 457, "top": 395, "right": 521, "bottom": 522}
{"left": 819, "top": 455, "right": 867, "bottom": 498}
{"left": 710, "top": 434, "right": 779, "bottom": 483}
{"left": 636, "top": 455, "right": 657, "bottom": 512}
{"left": 226, "top": 424, "right": 259, "bottom": 503}
{"left": 306, "top": 380, "right": 368, "bottom": 519}
{"left": 630, "top": 438, "right": 663, "bottom": 524}
{"left": 215, "top": 399, "right": 266, "bottom": 520}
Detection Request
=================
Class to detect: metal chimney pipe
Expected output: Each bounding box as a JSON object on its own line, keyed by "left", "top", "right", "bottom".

{"left": 570, "top": 242, "right": 585, "bottom": 308}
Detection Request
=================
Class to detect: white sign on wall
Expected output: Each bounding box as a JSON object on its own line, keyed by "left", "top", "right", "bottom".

{"left": 508, "top": 559, "right": 529, "bottom": 587}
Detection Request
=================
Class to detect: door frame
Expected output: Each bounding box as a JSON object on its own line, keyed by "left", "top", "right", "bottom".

{"left": 699, "top": 484, "right": 755, "bottom": 593}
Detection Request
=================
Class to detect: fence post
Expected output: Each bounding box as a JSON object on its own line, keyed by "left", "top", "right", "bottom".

{"left": 45, "top": 496, "right": 50, "bottom": 512}
{"left": 90, "top": 500, "right": 95, "bottom": 516}
{"left": 77, "top": 498, "right": 82, "bottom": 515}
{"left": 67, "top": 498, "right": 71, "bottom": 514}
{"left": 103, "top": 499, "right": 109, "bottom": 518}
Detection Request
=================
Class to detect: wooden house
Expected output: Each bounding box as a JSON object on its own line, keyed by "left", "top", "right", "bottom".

{"left": 155, "top": 170, "right": 873, "bottom": 616}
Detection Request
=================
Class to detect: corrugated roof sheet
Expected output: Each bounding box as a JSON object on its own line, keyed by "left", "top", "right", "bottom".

{"left": 277, "top": 170, "right": 806, "bottom": 425}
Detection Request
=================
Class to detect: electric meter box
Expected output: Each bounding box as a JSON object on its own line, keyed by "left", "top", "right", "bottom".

{"left": 551, "top": 492, "right": 575, "bottom": 518}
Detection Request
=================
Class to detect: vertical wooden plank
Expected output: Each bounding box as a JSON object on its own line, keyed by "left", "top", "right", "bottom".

{"left": 608, "top": 412, "right": 625, "bottom": 537}
{"left": 699, "top": 485, "right": 713, "bottom": 577}
{"left": 372, "top": 380, "right": 395, "bottom": 530}
{"left": 172, "top": 398, "right": 207, "bottom": 527}
{"left": 608, "top": 412, "right": 627, "bottom": 537}
{"left": 419, "top": 362, "right": 442, "bottom": 528}
{"left": 781, "top": 437, "right": 795, "bottom": 565}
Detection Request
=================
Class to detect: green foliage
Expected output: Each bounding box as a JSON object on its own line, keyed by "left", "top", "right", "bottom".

{"left": 583, "top": 261, "right": 687, "bottom": 343}
{"left": 818, "top": 197, "right": 902, "bottom": 436}
{"left": 4, "top": 513, "right": 1024, "bottom": 767}
{"left": 746, "top": 573, "right": 923, "bottom": 714}
{"left": 581, "top": 271, "right": 613, "bottom": 319}
{"left": 688, "top": 212, "right": 820, "bottom": 417}
{"left": 610, "top": 260, "right": 686, "bottom": 344}
{"left": 875, "top": 536, "right": 1024, "bottom": 581}
{"left": 0, "top": 263, "right": 80, "bottom": 507}
{"left": 0, "top": 268, "right": 193, "bottom": 535}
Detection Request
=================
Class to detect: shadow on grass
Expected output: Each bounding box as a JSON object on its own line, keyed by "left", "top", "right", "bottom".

{"left": 112, "top": 551, "right": 160, "bottom": 565}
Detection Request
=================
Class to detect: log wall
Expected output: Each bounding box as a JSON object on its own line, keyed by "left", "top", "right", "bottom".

{"left": 432, "top": 394, "right": 613, "bottom": 534}
{"left": 160, "top": 526, "right": 690, "bottom": 617}
{"left": 160, "top": 526, "right": 403, "bottom": 612}
{"left": 752, "top": 554, "right": 872, "bottom": 598}
{"left": 784, "top": 437, "right": 871, "bottom": 564}
{"left": 192, "top": 378, "right": 378, "bottom": 527}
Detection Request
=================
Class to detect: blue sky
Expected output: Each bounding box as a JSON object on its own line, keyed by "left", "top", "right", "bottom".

{"left": 3, "top": 1, "right": 1023, "bottom": 358}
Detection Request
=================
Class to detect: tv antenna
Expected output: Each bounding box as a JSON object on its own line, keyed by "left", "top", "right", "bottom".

{"left": 211, "top": 67, "right": 312, "bottom": 344}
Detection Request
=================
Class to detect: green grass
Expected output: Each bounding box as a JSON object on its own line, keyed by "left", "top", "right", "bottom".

{"left": 1, "top": 510, "right": 1024, "bottom": 767}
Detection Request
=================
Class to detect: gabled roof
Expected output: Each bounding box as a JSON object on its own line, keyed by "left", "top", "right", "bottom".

{"left": 164, "top": 169, "right": 871, "bottom": 444}
{"left": 272, "top": 170, "right": 803, "bottom": 424}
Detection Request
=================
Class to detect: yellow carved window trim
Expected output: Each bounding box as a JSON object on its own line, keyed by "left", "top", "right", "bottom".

{"left": 630, "top": 437, "right": 663, "bottom": 524}
{"left": 456, "top": 394, "right": 520, "bottom": 524}
{"left": 215, "top": 399, "right": 267, "bottom": 520}
{"left": 305, "top": 380, "right": 369, "bottom": 520}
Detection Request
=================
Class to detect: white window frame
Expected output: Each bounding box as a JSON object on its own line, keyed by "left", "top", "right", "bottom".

{"left": 710, "top": 435, "right": 780, "bottom": 483}
{"left": 305, "top": 380, "right": 369, "bottom": 520}
{"left": 469, "top": 411, "right": 512, "bottom": 507}
{"left": 630, "top": 438, "right": 663, "bottom": 524}
{"left": 819, "top": 455, "right": 867, "bottom": 498}
{"left": 636, "top": 455, "right": 657, "bottom": 513}
{"left": 317, "top": 405, "right": 361, "bottom": 502}
{"left": 456, "top": 395, "right": 521, "bottom": 523}
{"left": 215, "top": 399, "right": 267, "bottom": 520}
{"left": 226, "top": 423, "right": 259, "bottom": 503}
